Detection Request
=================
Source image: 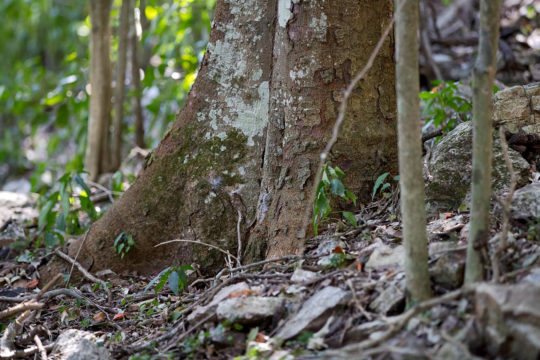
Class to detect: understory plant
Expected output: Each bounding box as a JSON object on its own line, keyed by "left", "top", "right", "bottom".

{"left": 313, "top": 164, "right": 358, "bottom": 235}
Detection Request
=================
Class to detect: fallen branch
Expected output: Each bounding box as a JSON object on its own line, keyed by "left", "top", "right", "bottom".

{"left": 0, "top": 303, "right": 44, "bottom": 321}
{"left": 213, "top": 254, "right": 300, "bottom": 283}
{"left": 33, "top": 335, "right": 47, "bottom": 360}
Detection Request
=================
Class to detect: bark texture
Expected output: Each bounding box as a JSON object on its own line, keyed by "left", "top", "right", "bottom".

{"left": 395, "top": 0, "right": 432, "bottom": 302}
{"left": 86, "top": 0, "right": 113, "bottom": 181}
{"left": 62, "top": 0, "right": 397, "bottom": 276}
{"left": 465, "top": 0, "right": 501, "bottom": 284}
{"left": 111, "top": 0, "right": 131, "bottom": 170}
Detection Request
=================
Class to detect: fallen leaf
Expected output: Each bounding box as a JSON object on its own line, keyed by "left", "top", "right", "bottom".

{"left": 443, "top": 212, "right": 455, "bottom": 220}
{"left": 332, "top": 246, "right": 344, "bottom": 254}
{"left": 93, "top": 312, "right": 106, "bottom": 322}
{"left": 229, "top": 289, "right": 252, "bottom": 298}
{"left": 254, "top": 333, "right": 268, "bottom": 343}
{"left": 113, "top": 313, "right": 127, "bottom": 321}
{"left": 356, "top": 259, "right": 362, "bottom": 271}
{"left": 25, "top": 279, "right": 39, "bottom": 289}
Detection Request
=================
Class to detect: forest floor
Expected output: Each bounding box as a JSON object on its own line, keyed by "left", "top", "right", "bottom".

{"left": 0, "top": 184, "right": 539, "bottom": 359}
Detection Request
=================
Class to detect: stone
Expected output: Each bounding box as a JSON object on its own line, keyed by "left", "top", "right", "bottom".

{"left": 344, "top": 320, "right": 387, "bottom": 344}
{"left": 365, "top": 244, "right": 404, "bottom": 269}
{"left": 290, "top": 268, "right": 319, "bottom": 283}
{"left": 368, "top": 278, "right": 406, "bottom": 315}
{"left": 187, "top": 282, "right": 249, "bottom": 322}
{"left": 50, "top": 330, "right": 110, "bottom": 360}
{"left": 216, "top": 296, "right": 284, "bottom": 325}
{"left": 276, "top": 286, "right": 350, "bottom": 340}
{"left": 0, "top": 191, "right": 38, "bottom": 225}
{"left": 426, "top": 122, "right": 530, "bottom": 211}
{"left": 493, "top": 84, "right": 540, "bottom": 135}
{"left": 430, "top": 252, "right": 465, "bottom": 289}
{"left": 475, "top": 283, "right": 540, "bottom": 360}
{"left": 510, "top": 183, "right": 540, "bottom": 220}
{"left": 426, "top": 215, "right": 466, "bottom": 241}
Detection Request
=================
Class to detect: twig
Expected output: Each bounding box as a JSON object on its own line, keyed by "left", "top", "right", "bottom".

{"left": 163, "top": 313, "right": 215, "bottom": 351}
{"left": 155, "top": 239, "right": 239, "bottom": 264}
{"left": 0, "top": 344, "right": 54, "bottom": 359}
{"left": 422, "top": 128, "right": 444, "bottom": 143}
{"left": 66, "top": 229, "right": 89, "bottom": 286}
{"left": 55, "top": 248, "right": 112, "bottom": 304}
{"left": 0, "top": 303, "right": 44, "bottom": 321}
{"left": 236, "top": 210, "right": 242, "bottom": 267}
{"left": 301, "top": 0, "right": 408, "bottom": 247}
{"left": 0, "top": 219, "right": 12, "bottom": 233}
{"left": 33, "top": 335, "right": 48, "bottom": 360}
{"left": 213, "top": 254, "right": 300, "bottom": 283}
{"left": 35, "top": 273, "right": 62, "bottom": 301}
{"left": 346, "top": 279, "right": 372, "bottom": 321}
{"left": 0, "top": 308, "right": 33, "bottom": 358}
{"left": 423, "top": 143, "right": 434, "bottom": 182}
{"left": 491, "top": 126, "right": 517, "bottom": 282}
{"left": 85, "top": 179, "right": 121, "bottom": 203}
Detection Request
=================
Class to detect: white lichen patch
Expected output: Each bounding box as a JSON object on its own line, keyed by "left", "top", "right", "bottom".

{"left": 204, "top": 191, "right": 217, "bottom": 204}
{"left": 278, "top": 0, "right": 293, "bottom": 27}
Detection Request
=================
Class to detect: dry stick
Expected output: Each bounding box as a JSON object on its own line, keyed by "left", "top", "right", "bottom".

{"left": 236, "top": 210, "right": 243, "bottom": 267}
{"left": 33, "top": 335, "right": 47, "bottom": 360}
{"left": 0, "top": 308, "right": 33, "bottom": 358}
{"left": 300, "top": 0, "right": 407, "bottom": 247}
{"left": 491, "top": 126, "right": 517, "bottom": 282}
{"left": 0, "top": 344, "right": 54, "bottom": 359}
{"left": 0, "top": 303, "right": 44, "bottom": 321}
{"left": 66, "top": 229, "right": 90, "bottom": 285}
{"left": 213, "top": 254, "right": 300, "bottom": 282}
{"left": 155, "top": 239, "right": 240, "bottom": 264}
{"left": 54, "top": 248, "right": 112, "bottom": 304}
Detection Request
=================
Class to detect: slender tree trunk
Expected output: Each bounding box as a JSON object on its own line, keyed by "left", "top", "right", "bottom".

{"left": 395, "top": 0, "right": 431, "bottom": 302}
{"left": 465, "top": 0, "right": 501, "bottom": 284}
{"left": 86, "top": 0, "right": 113, "bottom": 181}
{"left": 130, "top": 5, "right": 145, "bottom": 149}
{"left": 111, "top": 0, "right": 131, "bottom": 170}
{"left": 55, "top": 0, "right": 396, "bottom": 277}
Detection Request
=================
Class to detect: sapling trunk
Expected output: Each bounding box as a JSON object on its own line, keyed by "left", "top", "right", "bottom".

{"left": 395, "top": 0, "right": 432, "bottom": 302}
{"left": 465, "top": 0, "right": 501, "bottom": 284}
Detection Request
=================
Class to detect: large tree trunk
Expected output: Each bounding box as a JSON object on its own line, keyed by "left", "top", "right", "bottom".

{"left": 65, "top": 0, "right": 397, "bottom": 276}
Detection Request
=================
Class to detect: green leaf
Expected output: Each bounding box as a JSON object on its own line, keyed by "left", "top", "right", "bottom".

{"left": 343, "top": 211, "right": 358, "bottom": 227}
{"left": 114, "top": 232, "right": 125, "bottom": 248}
{"left": 168, "top": 270, "right": 179, "bottom": 295}
{"left": 74, "top": 174, "right": 91, "bottom": 195}
{"left": 372, "top": 172, "right": 389, "bottom": 199}
{"left": 334, "top": 166, "right": 345, "bottom": 178}
{"left": 39, "top": 200, "right": 55, "bottom": 228}
{"left": 330, "top": 179, "right": 345, "bottom": 196}
{"left": 344, "top": 190, "right": 357, "bottom": 206}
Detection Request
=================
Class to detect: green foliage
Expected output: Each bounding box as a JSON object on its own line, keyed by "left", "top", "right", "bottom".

{"left": 144, "top": 264, "right": 194, "bottom": 296}
{"left": 372, "top": 172, "right": 399, "bottom": 199}
{"left": 114, "top": 232, "right": 135, "bottom": 259}
{"left": 1, "top": 0, "right": 215, "bottom": 188}
{"left": 313, "top": 165, "right": 357, "bottom": 236}
{"left": 419, "top": 81, "right": 472, "bottom": 136}
{"left": 37, "top": 172, "right": 98, "bottom": 248}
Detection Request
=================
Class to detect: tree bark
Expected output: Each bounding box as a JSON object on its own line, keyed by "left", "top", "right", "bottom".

{"left": 395, "top": 0, "right": 432, "bottom": 302}
{"left": 86, "top": 0, "right": 113, "bottom": 181}
{"left": 465, "top": 0, "right": 501, "bottom": 284}
{"left": 61, "top": 0, "right": 397, "bottom": 277}
{"left": 111, "top": 0, "right": 131, "bottom": 170}
{"left": 130, "top": 5, "right": 145, "bottom": 149}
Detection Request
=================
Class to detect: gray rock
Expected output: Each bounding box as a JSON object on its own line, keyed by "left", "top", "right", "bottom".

{"left": 511, "top": 183, "right": 540, "bottom": 220}
{"left": 426, "top": 121, "right": 530, "bottom": 211}
{"left": 216, "top": 296, "right": 284, "bottom": 325}
{"left": 290, "top": 268, "right": 319, "bottom": 283}
{"left": 430, "top": 252, "right": 465, "bottom": 289}
{"left": 475, "top": 283, "right": 540, "bottom": 360}
{"left": 51, "top": 330, "right": 110, "bottom": 360}
{"left": 368, "top": 279, "right": 405, "bottom": 315}
{"left": 365, "top": 244, "right": 404, "bottom": 269}
{"left": 493, "top": 84, "right": 540, "bottom": 135}
{"left": 276, "top": 286, "right": 350, "bottom": 340}
{"left": 0, "top": 191, "right": 38, "bottom": 225}
{"left": 187, "top": 282, "right": 249, "bottom": 322}
{"left": 343, "top": 320, "right": 387, "bottom": 344}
